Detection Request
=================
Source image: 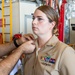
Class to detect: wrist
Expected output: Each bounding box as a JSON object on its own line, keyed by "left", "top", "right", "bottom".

{"left": 13, "top": 39, "right": 20, "bottom": 47}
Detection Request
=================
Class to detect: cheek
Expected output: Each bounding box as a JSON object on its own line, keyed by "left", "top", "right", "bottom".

{"left": 43, "top": 23, "right": 50, "bottom": 29}
{"left": 39, "top": 24, "right": 50, "bottom": 33}
{"left": 43, "top": 27, "right": 49, "bottom": 32}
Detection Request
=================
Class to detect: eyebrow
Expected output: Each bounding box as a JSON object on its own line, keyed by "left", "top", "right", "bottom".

{"left": 33, "top": 16, "right": 43, "bottom": 18}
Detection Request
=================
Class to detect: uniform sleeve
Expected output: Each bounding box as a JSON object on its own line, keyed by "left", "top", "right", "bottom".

{"left": 59, "top": 47, "right": 75, "bottom": 75}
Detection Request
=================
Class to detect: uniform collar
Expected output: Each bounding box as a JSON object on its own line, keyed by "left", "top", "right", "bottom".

{"left": 35, "top": 35, "right": 59, "bottom": 49}
{"left": 46, "top": 35, "right": 59, "bottom": 47}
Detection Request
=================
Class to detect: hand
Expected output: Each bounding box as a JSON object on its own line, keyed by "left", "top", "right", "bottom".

{"left": 18, "top": 40, "right": 35, "bottom": 54}
{"left": 23, "top": 33, "right": 35, "bottom": 41}
{"left": 16, "top": 34, "right": 35, "bottom": 45}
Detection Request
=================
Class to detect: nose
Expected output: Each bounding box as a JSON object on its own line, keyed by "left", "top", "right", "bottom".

{"left": 32, "top": 18, "right": 37, "bottom": 25}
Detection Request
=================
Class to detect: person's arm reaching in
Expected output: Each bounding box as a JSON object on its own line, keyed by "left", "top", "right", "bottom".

{"left": 0, "top": 40, "right": 35, "bottom": 75}
{"left": 0, "top": 33, "right": 34, "bottom": 57}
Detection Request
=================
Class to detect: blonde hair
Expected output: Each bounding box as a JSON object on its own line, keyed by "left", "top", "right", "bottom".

{"left": 36, "top": 5, "right": 59, "bottom": 36}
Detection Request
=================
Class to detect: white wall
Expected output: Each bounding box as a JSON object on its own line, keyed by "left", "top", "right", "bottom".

{"left": 19, "top": 1, "right": 38, "bottom": 34}
{"left": 12, "top": 2, "right": 20, "bottom": 35}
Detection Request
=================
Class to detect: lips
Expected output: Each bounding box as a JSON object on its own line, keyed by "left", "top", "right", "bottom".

{"left": 32, "top": 27, "right": 38, "bottom": 30}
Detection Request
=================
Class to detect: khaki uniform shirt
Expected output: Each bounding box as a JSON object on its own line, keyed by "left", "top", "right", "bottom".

{"left": 24, "top": 35, "right": 75, "bottom": 75}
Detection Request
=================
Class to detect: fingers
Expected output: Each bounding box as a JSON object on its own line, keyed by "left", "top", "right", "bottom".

{"left": 18, "top": 34, "right": 35, "bottom": 45}
{"left": 27, "top": 40, "right": 35, "bottom": 45}
{"left": 20, "top": 40, "right": 35, "bottom": 54}
{"left": 23, "top": 34, "right": 35, "bottom": 41}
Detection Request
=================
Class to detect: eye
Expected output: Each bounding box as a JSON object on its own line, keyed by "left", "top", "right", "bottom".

{"left": 38, "top": 18, "right": 43, "bottom": 21}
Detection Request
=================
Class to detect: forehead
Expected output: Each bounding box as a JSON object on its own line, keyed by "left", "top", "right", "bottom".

{"left": 33, "top": 9, "right": 47, "bottom": 17}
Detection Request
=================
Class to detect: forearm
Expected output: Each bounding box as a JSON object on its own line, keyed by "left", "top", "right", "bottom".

{"left": 0, "top": 41, "right": 16, "bottom": 57}
{"left": 0, "top": 34, "right": 35, "bottom": 57}
{"left": 0, "top": 48, "right": 23, "bottom": 75}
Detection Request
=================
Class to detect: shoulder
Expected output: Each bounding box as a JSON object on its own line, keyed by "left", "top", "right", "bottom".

{"left": 59, "top": 43, "right": 75, "bottom": 66}
{"left": 58, "top": 46, "right": 75, "bottom": 75}
{"left": 55, "top": 41, "right": 75, "bottom": 59}
{"left": 58, "top": 41, "right": 75, "bottom": 53}
{"left": 62, "top": 46, "right": 75, "bottom": 58}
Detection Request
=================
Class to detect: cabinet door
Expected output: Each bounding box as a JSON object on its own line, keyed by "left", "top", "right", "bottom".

{"left": 70, "top": 18, "right": 75, "bottom": 43}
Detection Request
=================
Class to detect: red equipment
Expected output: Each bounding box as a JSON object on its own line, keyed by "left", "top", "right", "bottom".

{"left": 13, "top": 34, "right": 22, "bottom": 40}
{"left": 58, "top": 0, "right": 67, "bottom": 42}
{"left": 45, "top": 0, "right": 67, "bottom": 42}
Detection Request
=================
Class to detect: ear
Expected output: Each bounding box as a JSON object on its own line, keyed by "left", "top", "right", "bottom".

{"left": 52, "top": 21, "right": 56, "bottom": 28}
{"left": 49, "top": 21, "right": 56, "bottom": 30}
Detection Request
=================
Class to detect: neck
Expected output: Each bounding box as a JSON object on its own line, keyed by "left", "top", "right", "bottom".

{"left": 37, "top": 33, "right": 52, "bottom": 48}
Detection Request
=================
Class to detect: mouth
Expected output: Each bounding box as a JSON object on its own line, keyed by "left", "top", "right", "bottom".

{"left": 32, "top": 27, "right": 38, "bottom": 30}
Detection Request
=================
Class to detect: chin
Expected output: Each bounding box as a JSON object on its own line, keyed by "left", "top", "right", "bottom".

{"left": 33, "top": 31, "right": 38, "bottom": 35}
